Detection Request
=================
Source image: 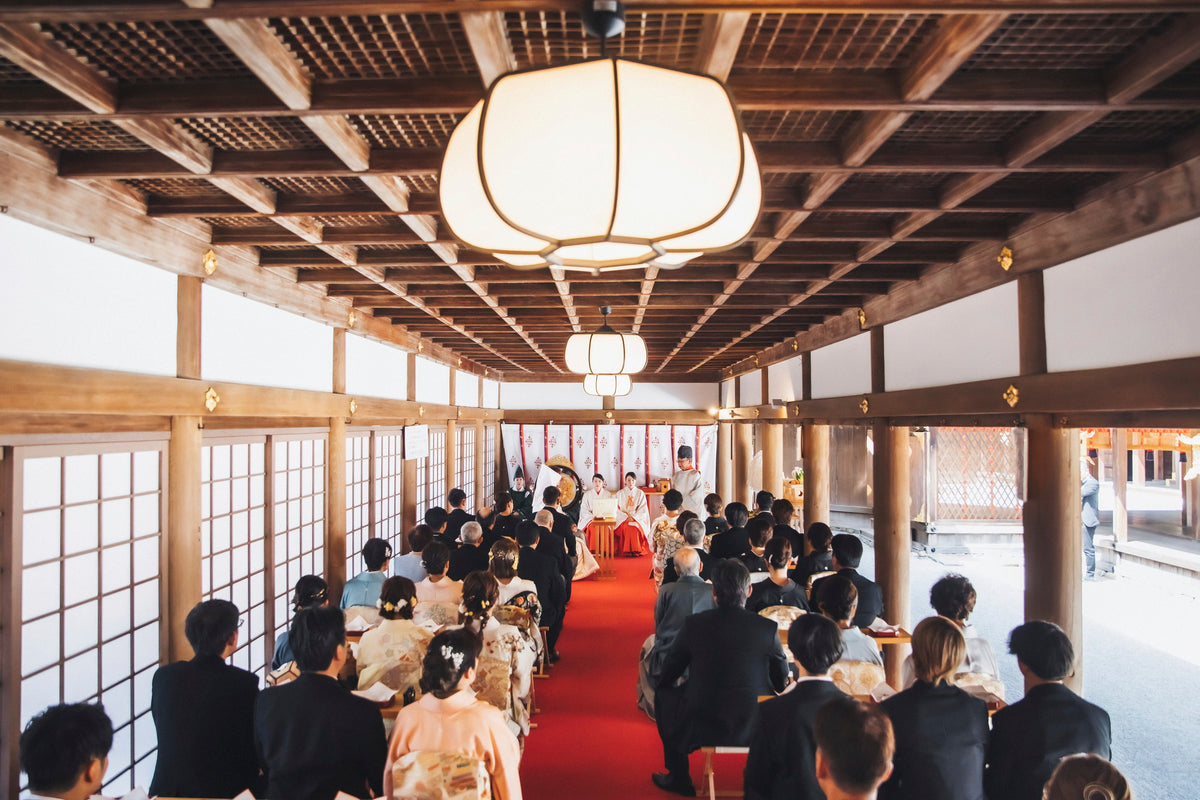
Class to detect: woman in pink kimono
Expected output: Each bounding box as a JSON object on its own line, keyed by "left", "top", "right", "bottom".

{"left": 383, "top": 627, "right": 523, "bottom": 800}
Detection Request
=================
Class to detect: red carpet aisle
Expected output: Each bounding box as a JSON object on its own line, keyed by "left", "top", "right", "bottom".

{"left": 519, "top": 555, "right": 670, "bottom": 800}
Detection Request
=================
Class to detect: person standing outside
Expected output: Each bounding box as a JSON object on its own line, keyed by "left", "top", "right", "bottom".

{"left": 1081, "top": 456, "right": 1100, "bottom": 580}
{"left": 671, "top": 445, "right": 706, "bottom": 518}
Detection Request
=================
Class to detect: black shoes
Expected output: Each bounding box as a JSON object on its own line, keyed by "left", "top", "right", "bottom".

{"left": 548, "top": 650, "right": 562, "bottom": 664}
{"left": 652, "top": 772, "right": 697, "bottom": 797}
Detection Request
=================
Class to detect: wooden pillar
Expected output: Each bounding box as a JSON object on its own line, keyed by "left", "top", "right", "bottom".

{"left": 401, "top": 458, "right": 419, "bottom": 537}
{"left": 760, "top": 367, "right": 770, "bottom": 406}
{"left": 1112, "top": 428, "right": 1128, "bottom": 543}
{"left": 803, "top": 423, "right": 831, "bottom": 530}
{"left": 177, "top": 276, "right": 202, "bottom": 380}
{"left": 474, "top": 421, "right": 486, "bottom": 510}
{"left": 762, "top": 422, "right": 784, "bottom": 500}
{"left": 717, "top": 422, "right": 734, "bottom": 502}
{"left": 1024, "top": 418, "right": 1084, "bottom": 693}
{"left": 873, "top": 422, "right": 911, "bottom": 689}
{"left": 734, "top": 422, "right": 753, "bottom": 507}
{"left": 406, "top": 352, "right": 417, "bottom": 402}
{"left": 448, "top": 368, "right": 456, "bottom": 407}
{"left": 325, "top": 328, "right": 348, "bottom": 601}
{"left": 445, "top": 419, "right": 457, "bottom": 500}
{"left": 1185, "top": 466, "right": 1200, "bottom": 539}
{"left": 167, "top": 416, "right": 202, "bottom": 661}
{"left": 1131, "top": 449, "right": 1145, "bottom": 485}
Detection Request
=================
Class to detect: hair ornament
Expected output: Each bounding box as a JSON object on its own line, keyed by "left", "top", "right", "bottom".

{"left": 376, "top": 597, "right": 407, "bottom": 612}
{"left": 440, "top": 643, "right": 466, "bottom": 670}
{"left": 1081, "top": 783, "right": 1116, "bottom": 800}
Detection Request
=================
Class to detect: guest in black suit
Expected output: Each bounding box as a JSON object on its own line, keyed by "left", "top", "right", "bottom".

{"left": 662, "top": 517, "right": 712, "bottom": 584}
{"left": 810, "top": 534, "right": 883, "bottom": 628}
{"left": 516, "top": 520, "right": 567, "bottom": 653}
{"left": 655, "top": 559, "right": 790, "bottom": 796}
{"left": 771, "top": 498, "right": 805, "bottom": 556}
{"left": 538, "top": 486, "right": 577, "bottom": 601}
{"left": 738, "top": 515, "right": 773, "bottom": 575}
{"left": 753, "top": 490, "right": 775, "bottom": 525}
{"left": 149, "top": 599, "right": 262, "bottom": 799}
{"left": 487, "top": 492, "right": 520, "bottom": 548}
{"left": 444, "top": 487, "right": 474, "bottom": 544}
{"left": 424, "top": 506, "right": 451, "bottom": 548}
{"left": 985, "top": 621, "right": 1111, "bottom": 800}
{"left": 703, "top": 492, "right": 729, "bottom": 538}
{"left": 447, "top": 521, "right": 490, "bottom": 580}
{"left": 20, "top": 702, "right": 113, "bottom": 800}
{"left": 255, "top": 606, "right": 387, "bottom": 800}
{"left": 815, "top": 697, "right": 894, "bottom": 800}
{"left": 709, "top": 501, "right": 751, "bottom": 559}
{"left": 745, "top": 613, "right": 846, "bottom": 800}
{"left": 879, "top": 616, "right": 988, "bottom": 800}
{"left": 748, "top": 537, "right": 809, "bottom": 613}
{"left": 792, "top": 522, "right": 834, "bottom": 585}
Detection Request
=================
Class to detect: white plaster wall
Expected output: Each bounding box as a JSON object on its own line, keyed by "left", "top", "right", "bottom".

{"left": 720, "top": 379, "right": 735, "bottom": 407}
{"left": 617, "top": 382, "right": 718, "bottom": 410}
{"left": 1045, "top": 217, "right": 1200, "bottom": 372}
{"left": 414, "top": 357, "right": 451, "bottom": 405}
{"left": 811, "top": 334, "right": 872, "bottom": 399}
{"left": 738, "top": 372, "right": 762, "bottom": 406}
{"left": 455, "top": 371, "right": 479, "bottom": 407}
{"left": 767, "top": 355, "right": 804, "bottom": 402}
{"left": 501, "top": 382, "right": 601, "bottom": 410}
{"left": 202, "top": 284, "right": 332, "bottom": 392}
{"left": 345, "top": 333, "right": 407, "bottom": 400}
{"left": 0, "top": 215, "right": 176, "bottom": 375}
{"left": 884, "top": 283, "right": 1020, "bottom": 391}
{"left": 482, "top": 378, "right": 500, "bottom": 408}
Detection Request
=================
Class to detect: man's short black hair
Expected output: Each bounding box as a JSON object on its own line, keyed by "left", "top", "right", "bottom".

{"left": 830, "top": 533, "right": 864, "bottom": 569}
{"left": 788, "top": 614, "right": 844, "bottom": 675}
{"left": 662, "top": 489, "right": 683, "bottom": 511}
{"left": 447, "top": 487, "right": 467, "bottom": 507}
{"left": 815, "top": 697, "right": 894, "bottom": 795}
{"left": 725, "top": 502, "right": 749, "bottom": 528}
{"left": 711, "top": 558, "right": 751, "bottom": 609}
{"left": 542, "top": 485, "right": 560, "bottom": 505}
{"left": 747, "top": 515, "right": 773, "bottom": 548}
{"left": 421, "top": 541, "right": 451, "bottom": 574}
{"left": 754, "top": 490, "right": 774, "bottom": 511}
{"left": 1008, "top": 620, "right": 1074, "bottom": 681}
{"left": 495, "top": 493, "right": 513, "bottom": 511}
{"left": 289, "top": 606, "right": 346, "bottom": 672}
{"left": 817, "top": 574, "right": 858, "bottom": 622}
{"left": 515, "top": 519, "right": 541, "bottom": 547}
{"left": 407, "top": 524, "right": 434, "bottom": 552}
{"left": 20, "top": 702, "right": 113, "bottom": 795}
{"left": 362, "top": 537, "right": 392, "bottom": 571}
{"left": 184, "top": 598, "right": 240, "bottom": 657}
{"left": 424, "top": 506, "right": 449, "bottom": 531}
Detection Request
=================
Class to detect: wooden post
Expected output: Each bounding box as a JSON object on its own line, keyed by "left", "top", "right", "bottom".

{"left": 762, "top": 422, "right": 784, "bottom": 500}
{"left": 401, "top": 457, "right": 418, "bottom": 536}
{"left": 445, "top": 419, "right": 457, "bottom": 501}
{"left": 717, "top": 422, "right": 733, "bottom": 502}
{"left": 760, "top": 367, "right": 770, "bottom": 406}
{"left": 803, "top": 423, "right": 831, "bottom": 530}
{"left": 167, "top": 416, "right": 202, "bottom": 662}
{"left": 332, "top": 328, "right": 346, "bottom": 395}
{"left": 177, "top": 275, "right": 202, "bottom": 380}
{"left": 1023, "top": 417, "right": 1084, "bottom": 693}
{"left": 326, "top": 327, "right": 348, "bottom": 601}
{"left": 1112, "top": 428, "right": 1128, "bottom": 543}
{"left": 1131, "top": 449, "right": 1145, "bottom": 485}
{"left": 1, "top": 447, "right": 19, "bottom": 799}
{"left": 873, "top": 422, "right": 911, "bottom": 689}
{"left": 474, "top": 421, "right": 486, "bottom": 510}
{"left": 734, "top": 422, "right": 753, "bottom": 507}
{"left": 448, "top": 369, "right": 456, "bottom": 408}
{"left": 1185, "top": 468, "right": 1200, "bottom": 539}
{"left": 406, "top": 352, "right": 418, "bottom": 402}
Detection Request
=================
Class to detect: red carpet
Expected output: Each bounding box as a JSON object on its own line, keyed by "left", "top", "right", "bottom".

{"left": 519, "top": 556, "right": 744, "bottom": 799}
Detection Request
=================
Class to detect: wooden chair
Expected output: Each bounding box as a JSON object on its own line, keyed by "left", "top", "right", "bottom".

{"left": 698, "top": 696, "right": 774, "bottom": 800}
{"left": 390, "top": 750, "right": 490, "bottom": 800}
{"left": 534, "top": 626, "right": 552, "bottom": 677}
{"left": 805, "top": 570, "right": 836, "bottom": 601}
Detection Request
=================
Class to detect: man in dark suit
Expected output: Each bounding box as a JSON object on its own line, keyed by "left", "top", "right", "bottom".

{"left": 771, "top": 498, "right": 805, "bottom": 557}
{"left": 745, "top": 614, "right": 846, "bottom": 800}
{"left": 661, "top": 517, "right": 712, "bottom": 584}
{"left": 424, "top": 506, "right": 451, "bottom": 548}
{"left": 539, "top": 486, "right": 577, "bottom": 601}
{"left": 447, "top": 521, "right": 489, "bottom": 580}
{"left": 255, "top": 606, "right": 387, "bottom": 800}
{"left": 516, "top": 519, "right": 567, "bottom": 655}
{"left": 753, "top": 490, "right": 775, "bottom": 525}
{"left": 985, "top": 621, "right": 1111, "bottom": 800}
{"left": 654, "top": 559, "right": 790, "bottom": 796}
{"left": 149, "top": 599, "right": 261, "bottom": 799}
{"left": 709, "top": 501, "right": 751, "bottom": 559}
{"left": 811, "top": 534, "right": 883, "bottom": 628}
{"left": 444, "top": 487, "right": 474, "bottom": 543}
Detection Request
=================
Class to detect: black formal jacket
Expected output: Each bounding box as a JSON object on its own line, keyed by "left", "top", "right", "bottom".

{"left": 254, "top": 672, "right": 387, "bottom": 800}
{"left": 744, "top": 678, "right": 845, "bottom": 800}
{"left": 772, "top": 524, "right": 805, "bottom": 558}
{"left": 517, "top": 544, "right": 566, "bottom": 622}
{"left": 535, "top": 523, "right": 572, "bottom": 581}
{"left": 658, "top": 606, "right": 789, "bottom": 750}
{"left": 879, "top": 680, "right": 989, "bottom": 800}
{"left": 488, "top": 512, "right": 519, "bottom": 546}
{"left": 709, "top": 527, "right": 750, "bottom": 559}
{"left": 661, "top": 547, "right": 713, "bottom": 585}
{"left": 704, "top": 516, "right": 730, "bottom": 537}
{"left": 447, "top": 542, "right": 490, "bottom": 581}
{"left": 790, "top": 551, "right": 833, "bottom": 585}
{"left": 985, "top": 682, "right": 1112, "bottom": 800}
{"left": 811, "top": 568, "right": 884, "bottom": 627}
{"left": 444, "top": 507, "right": 475, "bottom": 544}
{"left": 149, "top": 654, "right": 262, "bottom": 799}
{"left": 542, "top": 505, "right": 578, "bottom": 558}
{"left": 747, "top": 578, "right": 810, "bottom": 613}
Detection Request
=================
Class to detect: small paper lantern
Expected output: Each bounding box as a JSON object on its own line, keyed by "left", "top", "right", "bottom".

{"left": 583, "top": 373, "right": 632, "bottom": 397}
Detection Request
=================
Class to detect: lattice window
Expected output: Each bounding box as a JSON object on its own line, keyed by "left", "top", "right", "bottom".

{"left": 374, "top": 430, "right": 405, "bottom": 555}
{"left": 427, "top": 428, "right": 446, "bottom": 514}
{"left": 200, "top": 437, "right": 268, "bottom": 678}
{"left": 271, "top": 435, "right": 326, "bottom": 642}
{"left": 13, "top": 442, "right": 166, "bottom": 796}
{"left": 346, "top": 432, "right": 371, "bottom": 580}
{"left": 933, "top": 427, "right": 1023, "bottom": 522}
{"left": 457, "top": 426, "right": 476, "bottom": 508}
{"left": 415, "top": 455, "right": 428, "bottom": 521}
{"left": 484, "top": 426, "right": 497, "bottom": 506}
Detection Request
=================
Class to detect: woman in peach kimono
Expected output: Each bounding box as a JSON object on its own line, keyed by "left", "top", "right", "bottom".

{"left": 383, "top": 627, "right": 523, "bottom": 800}
{"left": 614, "top": 471, "right": 651, "bottom": 556}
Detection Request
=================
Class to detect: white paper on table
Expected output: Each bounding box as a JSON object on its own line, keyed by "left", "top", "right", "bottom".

{"left": 353, "top": 682, "right": 398, "bottom": 703}
{"left": 344, "top": 614, "right": 372, "bottom": 632}
{"left": 231, "top": 791, "right": 258, "bottom": 800}
{"left": 350, "top": 641, "right": 360, "bottom": 659}
{"left": 91, "top": 790, "right": 151, "bottom": 800}
{"left": 334, "top": 793, "right": 360, "bottom": 800}
{"left": 869, "top": 682, "right": 897, "bottom": 702}
{"left": 867, "top": 618, "right": 900, "bottom": 634}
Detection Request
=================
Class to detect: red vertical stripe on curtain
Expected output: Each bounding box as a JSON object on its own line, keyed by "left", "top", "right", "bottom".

{"left": 646, "top": 426, "right": 651, "bottom": 484}
{"left": 620, "top": 424, "right": 626, "bottom": 482}
{"left": 519, "top": 424, "right": 528, "bottom": 479}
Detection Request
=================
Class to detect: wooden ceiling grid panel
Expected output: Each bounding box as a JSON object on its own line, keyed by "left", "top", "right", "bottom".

{"left": 1066, "top": 109, "right": 1200, "bottom": 146}
{"left": 890, "top": 110, "right": 1039, "bottom": 143}
{"left": 350, "top": 112, "right": 462, "bottom": 148}
{"left": 267, "top": 14, "right": 479, "bottom": 78}
{"left": 0, "top": 53, "right": 42, "bottom": 81}
{"left": 734, "top": 12, "right": 938, "bottom": 72}
{"left": 5, "top": 118, "right": 150, "bottom": 150}
{"left": 504, "top": 10, "right": 704, "bottom": 70}
{"left": 179, "top": 115, "right": 326, "bottom": 150}
{"left": 125, "top": 177, "right": 229, "bottom": 197}
{"left": 740, "top": 109, "right": 855, "bottom": 142}
{"left": 960, "top": 12, "right": 1178, "bottom": 71}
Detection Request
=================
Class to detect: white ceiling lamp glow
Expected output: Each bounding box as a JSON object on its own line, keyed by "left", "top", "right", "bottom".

{"left": 564, "top": 306, "right": 647, "bottom": 376}
{"left": 438, "top": 0, "right": 762, "bottom": 274}
{"left": 583, "top": 373, "right": 632, "bottom": 397}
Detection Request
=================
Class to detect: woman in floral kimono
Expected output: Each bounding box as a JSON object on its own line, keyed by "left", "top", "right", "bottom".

{"left": 614, "top": 471, "right": 651, "bottom": 556}
{"left": 460, "top": 571, "right": 537, "bottom": 738}
{"left": 356, "top": 576, "right": 433, "bottom": 699}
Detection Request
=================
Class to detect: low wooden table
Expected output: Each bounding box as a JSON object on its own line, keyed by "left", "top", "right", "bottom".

{"left": 863, "top": 627, "right": 912, "bottom": 646}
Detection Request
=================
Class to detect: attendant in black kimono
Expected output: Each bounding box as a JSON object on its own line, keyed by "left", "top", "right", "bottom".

{"left": 508, "top": 467, "right": 534, "bottom": 519}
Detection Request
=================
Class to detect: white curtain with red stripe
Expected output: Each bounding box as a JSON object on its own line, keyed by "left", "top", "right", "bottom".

{"left": 596, "top": 425, "right": 622, "bottom": 485}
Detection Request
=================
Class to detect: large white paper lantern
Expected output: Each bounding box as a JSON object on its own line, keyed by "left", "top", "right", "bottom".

{"left": 583, "top": 373, "right": 632, "bottom": 397}
{"left": 439, "top": 57, "right": 762, "bottom": 273}
{"left": 564, "top": 324, "right": 647, "bottom": 375}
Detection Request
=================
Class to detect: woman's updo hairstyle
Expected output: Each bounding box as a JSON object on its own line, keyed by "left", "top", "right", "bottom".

{"left": 376, "top": 576, "right": 416, "bottom": 620}
{"left": 1043, "top": 754, "right": 1132, "bottom": 800}
{"left": 420, "top": 628, "right": 480, "bottom": 699}
{"left": 764, "top": 536, "right": 792, "bottom": 570}
{"left": 460, "top": 570, "right": 499, "bottom": 632}
{"left": 489, "top": 538, "right": 520, "bottom": 580}
{"left": 291, "top": 575, "right": 328, "bottom": 613}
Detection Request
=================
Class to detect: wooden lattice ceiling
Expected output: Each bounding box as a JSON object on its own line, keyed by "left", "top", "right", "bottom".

{"left": 2, "top": 1, "right": 1199, "bottom": 382}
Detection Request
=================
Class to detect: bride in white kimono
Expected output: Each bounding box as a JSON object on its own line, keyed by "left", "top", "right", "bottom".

{"left": 614, "top": 472, "right": 651, "bottom": 556}
{"left": 578, "top": 473, "right": 613, "bottom": 548}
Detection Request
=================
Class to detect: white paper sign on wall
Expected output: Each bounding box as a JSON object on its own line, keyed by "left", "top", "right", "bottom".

{"left": 404, "top": 425, "right": 430, "bottom": 460}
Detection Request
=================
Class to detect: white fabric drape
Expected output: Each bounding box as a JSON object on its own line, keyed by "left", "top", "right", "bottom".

{"left": 596, "top": 426, "right": 622, "bottom": 484}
